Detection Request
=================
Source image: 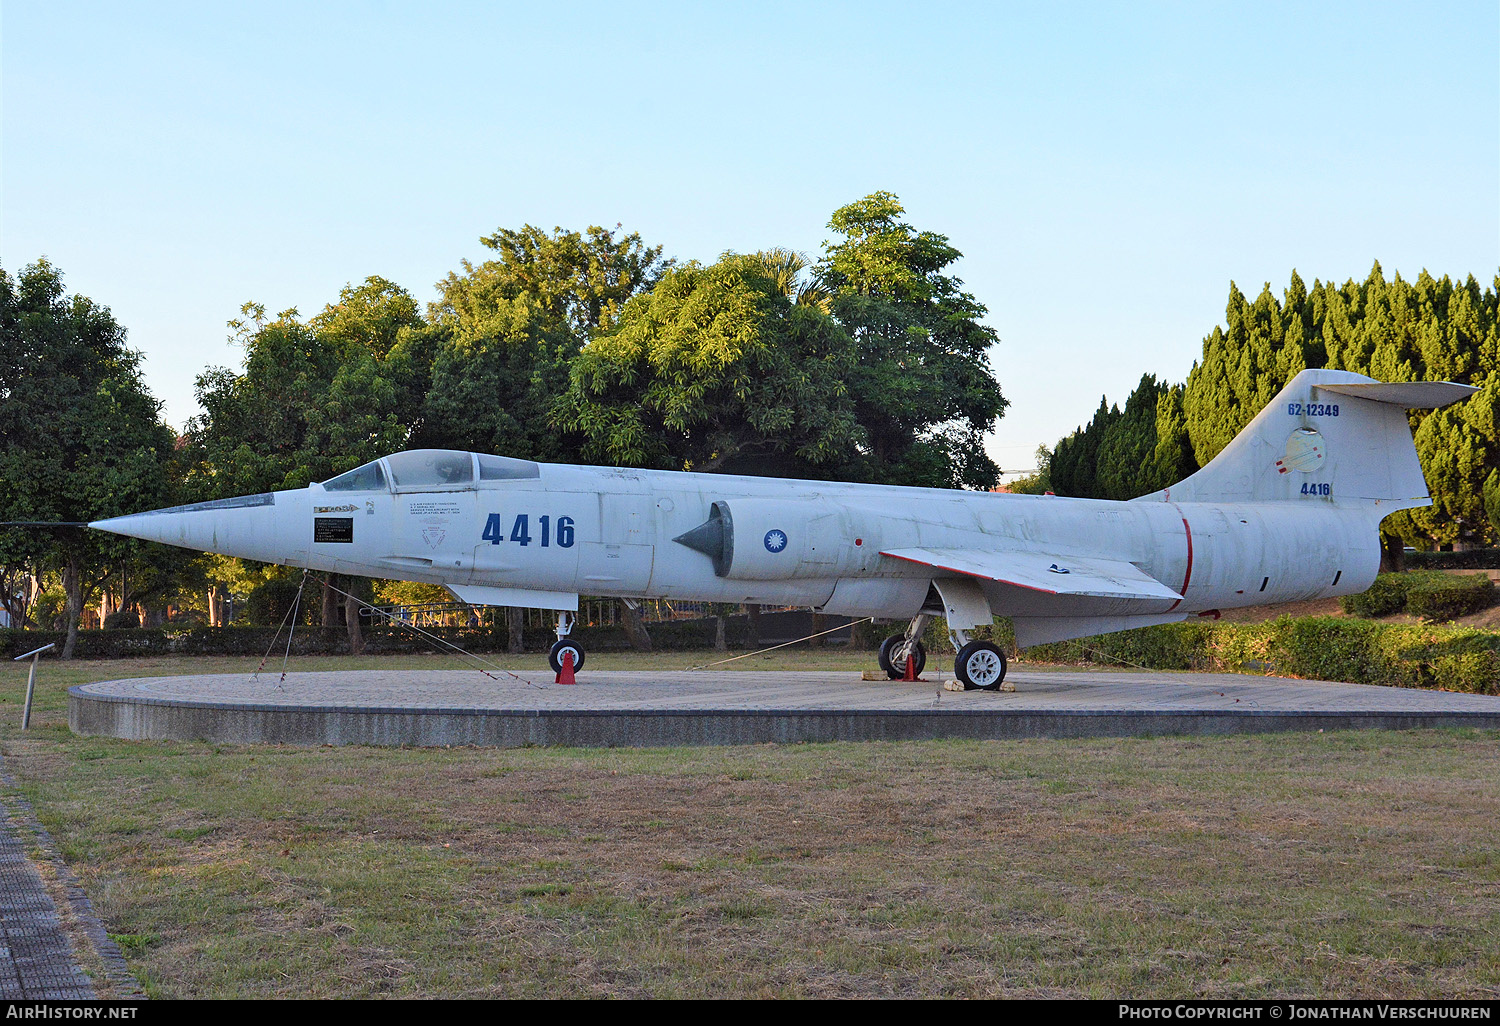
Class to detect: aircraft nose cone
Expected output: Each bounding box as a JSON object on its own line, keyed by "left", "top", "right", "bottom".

{"left": 90, "top": 491, "right": 301, "bottom": 564}
{"left": 88, "top": 511, "right": 167, "bottom": 543}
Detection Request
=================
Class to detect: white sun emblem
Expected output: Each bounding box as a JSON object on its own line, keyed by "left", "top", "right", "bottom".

{"left": 764, "top": 529, "right": 788, "bottom": 553}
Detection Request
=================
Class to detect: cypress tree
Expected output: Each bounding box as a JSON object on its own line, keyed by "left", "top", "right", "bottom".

{"left": 1045, "top": 266, "right": 1500, "bottom": 546}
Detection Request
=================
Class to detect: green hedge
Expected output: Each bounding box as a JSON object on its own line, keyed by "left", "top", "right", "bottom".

{"left": 1342, "top": 573, "right": 1415, "bottom": 617}
{"left": 1405, "top": 574, "right": 1496, "bottom": 620}
{"left": 879, "top": 614, "right": 1500, "bottom": 694}
{"left": 1341, "top": 571, "right": 1495, "bottom": 621}
{"left": 1021, "top": 616, "right": 1500, "bottom": 695}
{"left": 0, "top": 614, "right": 758, "bottom": 661}
{"left": 1407, "top": 548, "right": 1500, "bottom": 571}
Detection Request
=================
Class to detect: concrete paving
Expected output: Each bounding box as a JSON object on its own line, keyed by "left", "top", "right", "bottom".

{"left": 70, "top": 667, "right": 1500, "bottom": 747}
{"left": 0, "top": 797, "right": 95, "bottom": 999}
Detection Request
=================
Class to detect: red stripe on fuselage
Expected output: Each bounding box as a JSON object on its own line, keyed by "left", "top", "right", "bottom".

{"left": 1168, "top": 511, "right": 1193, "bottom": 612}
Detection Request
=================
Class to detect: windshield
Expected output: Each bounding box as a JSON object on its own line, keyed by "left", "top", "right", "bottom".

{"left": 321, "top": 460, "right": 387, "bottom": 492}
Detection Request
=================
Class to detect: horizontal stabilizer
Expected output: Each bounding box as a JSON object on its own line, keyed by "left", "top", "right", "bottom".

{"left": 445, "top": 585, "right": 578, "bottom": 611}
{"left": 880, "top": 547, "right": 1182, "bottom": 602}
{"left": 1314, "top": 380, "right": 1477, "bottom": 408}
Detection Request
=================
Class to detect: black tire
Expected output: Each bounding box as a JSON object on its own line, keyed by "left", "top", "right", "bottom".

{"left": 885, "top": 638, "right": 927, "bottom": 680}
{"left": 548, "top": 639, "right": 586, "bottom": 674}
{"left": 954, "top": 640, "right": 1007, "bottom": 691}
{"left": 877, "top": 634, "right": 903, "bottom": 674}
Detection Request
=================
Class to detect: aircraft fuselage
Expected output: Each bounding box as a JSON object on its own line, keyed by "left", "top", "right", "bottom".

{"left": 104, "top": 457, "right": 1381, "bottom": 624}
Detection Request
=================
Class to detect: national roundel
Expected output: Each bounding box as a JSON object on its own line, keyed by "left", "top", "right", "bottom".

{"left": 764, "top": 529, "right": 788, "bottom": 553}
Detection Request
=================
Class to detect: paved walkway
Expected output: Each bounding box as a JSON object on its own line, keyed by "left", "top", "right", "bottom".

{"left": 0, "top": 761, "right": 146, "bottom": 1000}
{"left": 0, "top": 794, "right": 94, "bottom": 998}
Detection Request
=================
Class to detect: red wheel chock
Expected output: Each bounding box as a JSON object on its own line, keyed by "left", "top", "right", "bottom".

{"left": 556, "top": 649, "right": 577, "bottom": 686}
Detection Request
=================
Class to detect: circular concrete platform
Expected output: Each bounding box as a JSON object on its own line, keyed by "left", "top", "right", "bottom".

{"left": 68, "top": 668, "right": 1500, "bottom": 747}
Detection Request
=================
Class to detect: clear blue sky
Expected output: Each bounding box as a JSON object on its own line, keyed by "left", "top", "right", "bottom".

{"left": 4, "top": 1, "right": 1497, "bottom": 477}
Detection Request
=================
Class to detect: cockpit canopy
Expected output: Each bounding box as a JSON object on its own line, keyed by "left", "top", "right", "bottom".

{"left": 319, "top": 450, "right": 540, "bottom": 492}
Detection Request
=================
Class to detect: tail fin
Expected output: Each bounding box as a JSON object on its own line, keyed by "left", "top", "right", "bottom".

{"left": 1134, "top": 369, "right": 1476, "bottom": 509}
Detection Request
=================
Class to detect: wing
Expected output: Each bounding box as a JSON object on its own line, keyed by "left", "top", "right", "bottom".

{"left": 879, "top": 547, "right": 1182, "bottom": 603}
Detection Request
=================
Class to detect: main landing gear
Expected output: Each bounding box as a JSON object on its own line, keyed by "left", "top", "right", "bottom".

{"left": 548, "top": 610, "right": 586, "bottom": 674}
{"left": 878, "top": 614, "right": 1008, "bottom": 691}
{"left": 953, "top": 639, "right": 1007, "bottom": 691}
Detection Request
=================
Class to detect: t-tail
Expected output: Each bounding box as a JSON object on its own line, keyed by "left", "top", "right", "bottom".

{"left": 1133, "top": 369, "right": 1477, "bottom": 510}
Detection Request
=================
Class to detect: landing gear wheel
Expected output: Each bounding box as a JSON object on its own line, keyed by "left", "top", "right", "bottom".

{"left": 954, "top": 641, "right": 1007, "bottom": 691}
{"left": 882, "top": 637, "right": 926, "bottom": 680}
{"left": 548, "top": 639, "right": 586, "bottom": 674}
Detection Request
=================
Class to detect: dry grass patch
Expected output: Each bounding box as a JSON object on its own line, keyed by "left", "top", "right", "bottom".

{"left": 0, "top": 655, "right": 1497, "bottom": 998}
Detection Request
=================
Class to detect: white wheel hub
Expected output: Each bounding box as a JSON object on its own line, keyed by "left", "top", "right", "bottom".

{"left": 963, "top": 649, "right": 1004, "bottom": 687}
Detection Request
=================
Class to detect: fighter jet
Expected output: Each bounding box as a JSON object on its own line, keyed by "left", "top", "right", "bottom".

{"left": 91, "top": 369, "right": 1474, "bottom": 689}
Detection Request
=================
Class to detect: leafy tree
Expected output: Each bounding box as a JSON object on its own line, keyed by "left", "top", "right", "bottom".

{"left": 817, "top": 192, "right": 1006, "bottom": 489}
{"left": 415, "top": 224, "right": 669, "bottom": 458}
{"left": 1092, "top": 375, "right": 1173, "bottom": 499}
{"left": 1048, "top": 377, "right": 1199, "bottom": 500}
{"left": 556, "top": 252, "right": 864, "bottom": 475}
{"left": 0, "top": 260, "right": 176, "bottom": 656}
{"left": 1483, "top": 470, "right": 1500, "bottom": 541}
{"left": 414, "top": 296, "right": 576, "bottom": 459}
{"left": 309, "top": 276, "right": 424, "bottom": 360}
{"left": 184, "top": 304, "right": 407, "bottom": 496}
{"left": 1005, "top": 445, "right": 1053, "bottom": 494}
{"left": 1049, "top": 397, "right": 1116, "bottom": 498}
{"left": 184, "top": 299, "right": 412, "bottom": 634}
{"left": 1147, "top": 383, "right": 1197, "bottom": 492}
{"left": 1184, "top": 277, "right": 1320, "bottom": 467}
{"left": 434, "top": 224, "right": 670, "bottom": 338}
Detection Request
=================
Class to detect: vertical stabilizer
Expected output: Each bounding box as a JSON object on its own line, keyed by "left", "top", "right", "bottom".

{"left": 1133, "top": 370, "right": 1475, "bottom": 509}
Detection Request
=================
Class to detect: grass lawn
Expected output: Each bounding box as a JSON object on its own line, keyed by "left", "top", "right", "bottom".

{"left": 1, "top": 652, "right": 1497, "bottom": 998}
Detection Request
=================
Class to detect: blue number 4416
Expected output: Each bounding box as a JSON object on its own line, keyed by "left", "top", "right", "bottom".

{"left": 483, "top": 513, "right": 574, "bottom": 547}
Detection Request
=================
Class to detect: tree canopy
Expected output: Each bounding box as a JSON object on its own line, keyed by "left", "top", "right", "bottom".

{"left": 0, "top": 260, "right": 177, "bottom": 654}
{"left": 556, "top": 252, "right": 864, "bottom": 475}
{"left": 1045, "top": 266, "right": 1500, "bottom": 549}
{"left": 183, "top": 302, "right": 407, "bottom": 497}
{"left": 412, "top": 225, "right": 669, "bottom": 459}
{"left": 4, "top": 196, "right": 1013, "bottom": 644}
{"left": 817, "top": 192, "right": 1006, "bottom": 489}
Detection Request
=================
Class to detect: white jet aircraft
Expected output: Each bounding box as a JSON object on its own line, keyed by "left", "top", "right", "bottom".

{"left": 92, "top": 369, "right": 1474, "bottom": 689}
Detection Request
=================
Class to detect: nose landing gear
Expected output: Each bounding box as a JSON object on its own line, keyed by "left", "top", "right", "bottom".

{"left": 548, "top": 610, "right": 586, "bottom": 674}
{"left": 877, "top": 614, "right": 930, "bottom": 680}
